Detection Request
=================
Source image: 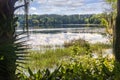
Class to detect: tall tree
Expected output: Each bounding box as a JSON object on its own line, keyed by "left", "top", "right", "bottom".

{"left": 98, "top": 0, "right": 117, "bottom": 38}
{"left": 0, "top": 0, "right": 30, "bottom": 80}
{"left": 114, "top": 0, "right": 120, "bottom": 62}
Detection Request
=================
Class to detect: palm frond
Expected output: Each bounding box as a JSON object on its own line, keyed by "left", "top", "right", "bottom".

{"left": 0, "top": 0, "right": 31, "bottom": 79}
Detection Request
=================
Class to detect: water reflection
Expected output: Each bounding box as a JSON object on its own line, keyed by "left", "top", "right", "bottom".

{"left": 17, "top": 27, "right": 109, "bottom": 50}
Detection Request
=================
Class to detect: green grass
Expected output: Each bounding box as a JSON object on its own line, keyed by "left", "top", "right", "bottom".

{"left": 90, "top": 43, "right": 112, "bottom": 53}
{"left": 19, "top": 38, "right": 114, "bottom": 80}
{"left": 25, "top": 39, "right": 112, "bottom": 71}
{"left": 25, "top": 48, "right": 71, "bottom": 70}
{"left": 19, "top": 49, "right": 115, "bottom": 80}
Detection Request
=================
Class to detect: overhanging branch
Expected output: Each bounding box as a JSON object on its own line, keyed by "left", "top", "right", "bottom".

{"left": 14, "top": 0, "right": 29, "bottom": 11}
{"left": 14, "top": 5, "right": 25, "bottom": 11}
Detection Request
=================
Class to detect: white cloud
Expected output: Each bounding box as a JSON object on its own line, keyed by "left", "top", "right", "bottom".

{"left": 28, "top": 0, "right": 108, "bottom": 15}
{"left": 32, "top": 12, "right": 39, "bottom": 14}
{"left": 30, "top": 7, "right": 37, "bottom": 11}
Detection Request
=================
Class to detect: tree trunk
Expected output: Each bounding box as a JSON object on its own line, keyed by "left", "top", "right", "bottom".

{"left": 0, "top": 0, "right": 18, "bottom": 80}
{"left": 114, "top": 0, "right": 120, "bottom": 62}
{"left": 0, "top": 0, "right": 29, "bottom": 79}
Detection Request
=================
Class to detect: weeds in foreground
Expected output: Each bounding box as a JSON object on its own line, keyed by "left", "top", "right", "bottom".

{"left": 18, "top": 53, "right": 119, "bottom": 80}
{"left": 25, "top": 39, "right": 112, "bottom": 70}
{"left": 19, "top": 39, "right": 114, "bottom": 80}
{"left": 26, "top": 48, "right": 71, "bottom": 69}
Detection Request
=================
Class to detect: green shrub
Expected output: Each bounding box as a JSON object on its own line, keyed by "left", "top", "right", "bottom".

{"left": 64, "top": 39, "right": 89, "bottom": 48}
{"left": 17, "top": 53, "right": 120, "bottom": 80}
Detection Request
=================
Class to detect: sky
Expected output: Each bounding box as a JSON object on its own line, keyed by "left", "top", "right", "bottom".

{"left": 16, "top": 0, "right": 110, "bottom": 15}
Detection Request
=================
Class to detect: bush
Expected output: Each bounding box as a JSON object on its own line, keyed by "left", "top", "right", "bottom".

{"left": 64, "top": 39, "right": 89, "bottom": 48}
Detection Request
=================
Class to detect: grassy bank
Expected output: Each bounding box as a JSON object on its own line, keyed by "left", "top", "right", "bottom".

{"left": 26, "top": 48, "right": 71, "bottom": 70}
{"left": 24, "top": 39, "right": 112, "bottom": 71}
{"left": 17, "top": 39, "right": 116, "bottom": 80}
{"left": 19, "top": 44, "right": 115, "bottom": 80}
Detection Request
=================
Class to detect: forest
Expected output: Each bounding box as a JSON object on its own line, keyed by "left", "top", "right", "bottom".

{"left": 17, "top": 14, "right": 101, "bottom": 28}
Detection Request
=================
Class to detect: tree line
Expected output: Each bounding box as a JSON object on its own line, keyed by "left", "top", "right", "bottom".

{"left": 17, "top": 14, "right": 102, "bottom": 28}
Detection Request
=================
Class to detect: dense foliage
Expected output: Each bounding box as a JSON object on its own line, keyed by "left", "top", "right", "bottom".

{"left": 17, "top": 14, "right": 102, "bottom": 28}
{"left": 97, "top": 0, "right": 117, "bottom": 39}
{"left": 18, "top": 49, "right": 118, "bottom": 80}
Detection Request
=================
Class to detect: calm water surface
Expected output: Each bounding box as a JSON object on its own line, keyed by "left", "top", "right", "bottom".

{"left": 17, "top": 27, "right": 109, "bottom": 50}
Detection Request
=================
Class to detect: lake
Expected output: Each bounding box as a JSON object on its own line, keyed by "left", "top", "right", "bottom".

{"left": 17, "top": 27, "right": 109, "bottom": 50}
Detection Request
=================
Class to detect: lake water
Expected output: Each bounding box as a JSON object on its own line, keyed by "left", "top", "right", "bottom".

{"left": 18, "top": 27, "right": 109, "bottom": 50}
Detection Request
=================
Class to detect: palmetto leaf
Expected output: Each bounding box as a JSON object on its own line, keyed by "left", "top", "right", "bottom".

{"left": 0, "top": 33, "right": 30, "bottom": 78}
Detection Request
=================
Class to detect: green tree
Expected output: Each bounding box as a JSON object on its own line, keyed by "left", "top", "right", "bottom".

{"left": 98, "top": 0, "right": 117, "bottom": 37}
{"left": 0, "top": 0, "right": 30, "bottom": 80}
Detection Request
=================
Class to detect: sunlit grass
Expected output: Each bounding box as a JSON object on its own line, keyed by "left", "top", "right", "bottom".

{"left": 90, "top": 43, "right": 112, "bottom": 53}
{"left": 25, "top": 48, "right": 71, "bottom": 70}
{"left": 25, "top": 39, "right": 112, "bottom": 71}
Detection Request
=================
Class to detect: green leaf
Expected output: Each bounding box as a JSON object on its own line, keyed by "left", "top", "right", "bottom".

{"left": 28, "top": 67, "right": 34, "bottom": 76}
